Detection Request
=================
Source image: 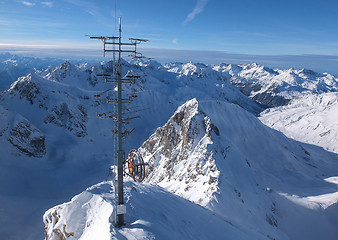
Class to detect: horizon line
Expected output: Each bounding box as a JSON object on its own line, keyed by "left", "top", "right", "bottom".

{"left": 0, "top": 46, "right": 337, "bottom": 75}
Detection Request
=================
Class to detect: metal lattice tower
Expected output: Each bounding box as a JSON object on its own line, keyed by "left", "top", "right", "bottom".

{"left": 90, "top": 18, "right": 147, "bottom": 228}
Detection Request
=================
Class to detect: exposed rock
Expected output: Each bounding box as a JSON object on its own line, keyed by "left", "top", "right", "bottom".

{"left": 44, "top": 103, "right": 88, "bottom": 137}
{"left": 9, "top": 74, "right": 41, "bottom": 104}
{"left": 8, "top": 118, "right": 46, "bottom": 157}
{"left": 140, "top": 99, "right": 220, "bottom": 205}
{"left": 46, "top": 61, "right": 76, "bottom": 82}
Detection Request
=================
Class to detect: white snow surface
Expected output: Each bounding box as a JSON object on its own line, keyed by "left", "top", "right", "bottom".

{"left": 44, "top": 181, "right": 255, "bottom": 240}
{"left": 260, "top": 92, "right": 338, "bottom": 153}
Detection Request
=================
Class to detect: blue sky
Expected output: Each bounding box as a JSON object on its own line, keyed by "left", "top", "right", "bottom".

{"left": 0, "top": 0, "right": 338, "bottom": 72}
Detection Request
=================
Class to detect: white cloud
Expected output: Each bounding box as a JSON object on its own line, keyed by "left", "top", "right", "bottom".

{"left": 41, "top": 1, "right": 53, "bottom": 8}
{"left": 22, "top": 1, "right": 35, "bottom": 6}
{"left": 183, "top": 0, "right": 208, "bottom": 25}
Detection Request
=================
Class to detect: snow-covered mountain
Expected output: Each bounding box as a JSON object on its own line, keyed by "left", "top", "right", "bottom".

{"left": 43, "top": 99, "right": 338, "bottom": 240}
{"left": 0, "top": 57, "right": 337, "bottom": 240}
{"left": 0, "top": 72, "right": 115, "bottom": 240}
{"left": 213, "top": 63, "right": 338, "bottom": 107}
{"left": 260, "top": 92, "right": 338, "bottom": 154}
{"left": 0, "top": 53, "right": 65, "bottom": 91}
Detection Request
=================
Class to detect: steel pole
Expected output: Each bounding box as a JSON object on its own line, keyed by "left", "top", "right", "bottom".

{"left": 116, "top": 17, "right": 124, "bottom": 227}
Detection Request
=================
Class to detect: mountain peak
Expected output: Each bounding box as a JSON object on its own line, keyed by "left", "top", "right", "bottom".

{"left": 297, "top": 68, "right": 318, "bottom": 76}
{"left": 140, "top": 98, "right": 220, "bottom": 205}
{"left": 59, "top": 60, "right": 73, "bottom": 70}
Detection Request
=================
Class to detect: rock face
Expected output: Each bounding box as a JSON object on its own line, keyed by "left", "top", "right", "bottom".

{"left": 9, "top": 74, "right": 41, "bottom": 104}
{"left": 8, "top": 118, "right": 46, "bottom": 157}
{"left": 236, "top": 81, "right": 291, "bottom": 107}
{"left": 140, "top": 99, "right": 220, "bottom": 205}
{"left": 0, "top": 106, "right": 46, "bottom": 157}
{"left": 45, "top": 61, "right": 76, "bottom": 82}
{"left": 44, "top": 103, "right": 88, "bottom": 138}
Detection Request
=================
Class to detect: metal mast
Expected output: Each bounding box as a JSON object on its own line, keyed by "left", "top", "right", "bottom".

{"left": 116, "top": 17, "right": 124, "bottom": 228}
{"left": 90, "top": 18, "right": 147, "bottom": 228}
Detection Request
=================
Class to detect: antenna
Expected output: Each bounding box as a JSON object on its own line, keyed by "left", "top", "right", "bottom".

{"left": 89, "top": 17, "right": 148, "bottom": 228}
{"left": 115, "top": 0, "right": 117, "bottom": 30}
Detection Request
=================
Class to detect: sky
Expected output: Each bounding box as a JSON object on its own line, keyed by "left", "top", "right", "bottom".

{"left": 0, "top": 0, "right": 338, "bottom": 72}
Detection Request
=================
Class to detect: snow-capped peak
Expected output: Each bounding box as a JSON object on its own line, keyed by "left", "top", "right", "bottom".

{"left": 140, "top": 98, "right": 220, "bottom": 205}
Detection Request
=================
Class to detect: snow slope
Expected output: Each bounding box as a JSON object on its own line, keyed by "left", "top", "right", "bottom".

{"left": 44, "top": 181, "right": 256, "bottom": 240}
{"left": 44, "top": 99, "right": 338, "bottom": 240}
{"left": 260, "top": 92, "right": 338, "bottom": 154}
